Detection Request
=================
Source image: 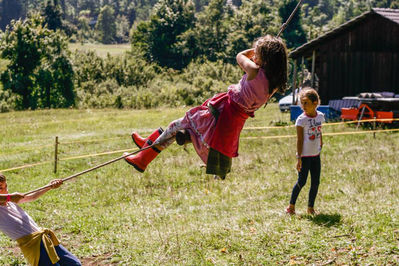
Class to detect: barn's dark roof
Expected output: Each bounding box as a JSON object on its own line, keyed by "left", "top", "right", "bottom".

{"left": 289, "top": 8, "right": 399, "bottom": 58}
{"left": 374, "top": 8, "right": 399, "bottom": 24}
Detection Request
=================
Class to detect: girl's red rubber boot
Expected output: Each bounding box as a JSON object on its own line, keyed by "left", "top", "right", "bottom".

{"left": 125, "top": 129, "right": 163, "bottom": 172}
{"left": 131, "top": 128, "right": 163, "bottom": 148}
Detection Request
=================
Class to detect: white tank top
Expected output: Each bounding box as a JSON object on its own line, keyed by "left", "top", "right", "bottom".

{"left": 0, "top": 202, "right": 40, "bottom": 240}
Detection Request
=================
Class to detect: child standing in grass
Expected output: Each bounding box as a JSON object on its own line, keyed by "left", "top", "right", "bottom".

{"left": 125, "top": 34, "right": 288, "bottom": 179}
{"left": 286, "top": 88, "right": 324, "bottom": 215}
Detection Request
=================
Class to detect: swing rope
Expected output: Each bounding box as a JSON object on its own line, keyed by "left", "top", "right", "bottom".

{"left": 263, "top": 0, "right": 303, "bottom": 109}
{"left": 277, "top": 0, "right": 304, "bottom": 38}
{"left": 23, "top": 144, "right": 154, "bottom": 196}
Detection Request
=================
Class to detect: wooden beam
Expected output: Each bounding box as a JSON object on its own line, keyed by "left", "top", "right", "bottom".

{"left": 292, "top": 60, "right": 297, "bottom": 105}
{"left": 301, "top": 56, "right": 305, "bottom": 86}
{"left": 311, "top": 50, "right": 316, "bottom": 87}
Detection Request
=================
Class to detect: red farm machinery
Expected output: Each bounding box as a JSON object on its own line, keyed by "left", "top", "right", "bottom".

{"left": 340, "top": 93, "right": 399, "bottom": 124}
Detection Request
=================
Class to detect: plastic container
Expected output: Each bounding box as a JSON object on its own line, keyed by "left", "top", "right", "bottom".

{"left": 290, "top": 105, "right": 340, "bottom": 121}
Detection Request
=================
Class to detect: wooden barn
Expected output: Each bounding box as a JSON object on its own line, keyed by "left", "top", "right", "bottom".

{"left": 289, "top": 8, "right": 399, "bottom": 104}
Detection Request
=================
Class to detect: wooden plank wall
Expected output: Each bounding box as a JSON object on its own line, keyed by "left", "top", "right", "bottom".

{"left": 300, "top": 14, "right": 399, "bottom": 104}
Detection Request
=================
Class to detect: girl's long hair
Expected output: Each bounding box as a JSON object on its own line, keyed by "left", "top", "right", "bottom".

{"left": 255, "top": 35, "right": 288, "bottom": 94}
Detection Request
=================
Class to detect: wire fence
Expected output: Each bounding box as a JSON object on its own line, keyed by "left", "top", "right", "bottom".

{"left": 1, "top": 118, "right": 398, "bottom": 173}
{"left": 3, "top": 118, "right": 399, "bottom": 153}
{"left": 242, "top": 127, "right": 399, "bottom": 140}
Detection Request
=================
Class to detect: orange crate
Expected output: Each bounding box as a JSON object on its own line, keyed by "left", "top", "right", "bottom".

{"left": 375, "top": 111, "right": 394, "bottom": 123}
{"left": 341, "top": 108, "right": 359, "bottom": 120}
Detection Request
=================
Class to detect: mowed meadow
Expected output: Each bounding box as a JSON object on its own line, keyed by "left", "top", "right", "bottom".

{"left": 68, "top": 43, "right": 131, "bottom": 58}
{"left": 0, "top": 104, "right": 398, "bottom": 265}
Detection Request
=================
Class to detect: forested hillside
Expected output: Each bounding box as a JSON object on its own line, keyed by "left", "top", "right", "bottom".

{"left": 0, "top": 0, "right": 398, "bottom": 112}
{"left": 1, "top": 0, "right": 398, "bottom": 44}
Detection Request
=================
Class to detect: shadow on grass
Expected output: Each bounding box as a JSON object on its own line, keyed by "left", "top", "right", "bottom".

{"left": 303, "top": 213, "right": 342, "bottom": 227}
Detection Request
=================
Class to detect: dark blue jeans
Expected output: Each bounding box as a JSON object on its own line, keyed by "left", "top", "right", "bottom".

{"left": 289, "top": 155, "right": 321, "bottom": 208}
{"left": 39, "top": 240, "right": 81, "bottom": 266}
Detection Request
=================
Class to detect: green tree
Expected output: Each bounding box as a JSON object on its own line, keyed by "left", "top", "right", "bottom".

{"left": 318, "top": 0, "right": 334, "bottom": 20}
{"left": 193, "top": 0, "right": 230, "bottom": 61}
{"left": 75, "top": 0, "right": 100, "bottom": 16}
{"left": 95, "top": 5, "right": 116, "bottom": 44}
{"left": 42, "top": 0, "right": 63, "bottom": 31}
{"left": 278, "top": 0, "right": 307, "bottom": 49}
{"left": 302, "top": 5, "right": 328, "bottom": 40}
{"left": 0, "top": 14, "right": 75, "bottom": 109}
{"left": 226, "top": 0, "right": 274, "bottom": 63}
{"left": 77, "top": 10, "right": 93, "bottom": 41}
{"left": 391, "top": 0, "right": 399, "bottom": 8}
{"left": 130, "top": 0, "right": 195, "bottom": 69}
{"left": 331, "top": 0, "right": 355, "bottom": 26}
{"left": 115, "top": 15, "right": 130, "bottom": 43}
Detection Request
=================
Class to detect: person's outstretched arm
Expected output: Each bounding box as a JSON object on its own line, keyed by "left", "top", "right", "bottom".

{"left": 18, "top": 179, "right": 63, "bottom": 204}
{"left": 236, "top": 48, "right": 260, "bottom": 80}
{"left": 0, "top": 193, "right": 25, "bottom": 204}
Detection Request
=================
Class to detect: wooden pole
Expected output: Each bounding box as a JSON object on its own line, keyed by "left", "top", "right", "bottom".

{"left": 292, "top": 60, "right": 297, "bottom": 105}
{"left": 311, "top": 50, "right": 316, "bottom": 87}
{"left": 301, "top": 56, "right": 305, "bottom": 86}
{"left": 54, "top": 136, "right": 58, "bottom": 174}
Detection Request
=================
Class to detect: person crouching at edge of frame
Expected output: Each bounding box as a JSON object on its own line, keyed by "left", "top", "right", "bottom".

{"left": 124, "top": 34, "right": 288, "bottom": 180}
{"left": 0, "top": 173, "right": 81, "bottom": 266}
{"left": 286, "top": 88, "right": 325, "bottom": 215}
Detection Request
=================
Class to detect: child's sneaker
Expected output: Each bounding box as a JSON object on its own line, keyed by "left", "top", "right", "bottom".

{"left": 285, "top": 206, "right": 295, "bottom": 215}
{"left": 307, "top": 207, "right": 316, "bottom": 215}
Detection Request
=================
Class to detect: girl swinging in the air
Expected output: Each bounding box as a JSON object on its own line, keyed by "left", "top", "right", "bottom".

{"left": 124, "top": 34, "right": 288, "bottom": 179}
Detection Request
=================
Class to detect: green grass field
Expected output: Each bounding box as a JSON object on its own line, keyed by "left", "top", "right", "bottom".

{"left": 68, "top": 43, "right": 131, "bottom": 58}
{"left": 0, "top": 104, "right": 398, "bottom": 265}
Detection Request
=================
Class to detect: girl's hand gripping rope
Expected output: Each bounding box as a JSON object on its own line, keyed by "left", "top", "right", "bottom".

{"left": 49, "top": 179, "right": 63, "bottom": 189}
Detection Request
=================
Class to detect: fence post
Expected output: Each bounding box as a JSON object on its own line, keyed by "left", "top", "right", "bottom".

{"left": 373, "top": 117, "right": 376, "bottom": 139}
{"left": 54, "top": 136, "right": 59, "bottom": 173}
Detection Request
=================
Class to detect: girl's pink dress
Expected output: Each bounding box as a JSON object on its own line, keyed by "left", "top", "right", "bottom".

{"left": 180, "top": 68, "right": 270, "bottom": 164}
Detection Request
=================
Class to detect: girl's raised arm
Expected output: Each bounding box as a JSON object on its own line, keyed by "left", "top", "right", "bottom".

{"left": 236, "top": 49, "right": 259, "bottom": 80}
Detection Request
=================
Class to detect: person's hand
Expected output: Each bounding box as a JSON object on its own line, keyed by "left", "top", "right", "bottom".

{"left": 296, "top": 158, "right": 302, "bottom": 172}
{"left": 10, "top": 192, "right": 25, "bottom": 203}
{"left": 246, "top": 49, "right": 255, "bottom": 60}
{"left": 245, "top": 49, "right": 259, "bottom": 65}
{"left": 49, "top": 179, "right": 63, "bottom": 189}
